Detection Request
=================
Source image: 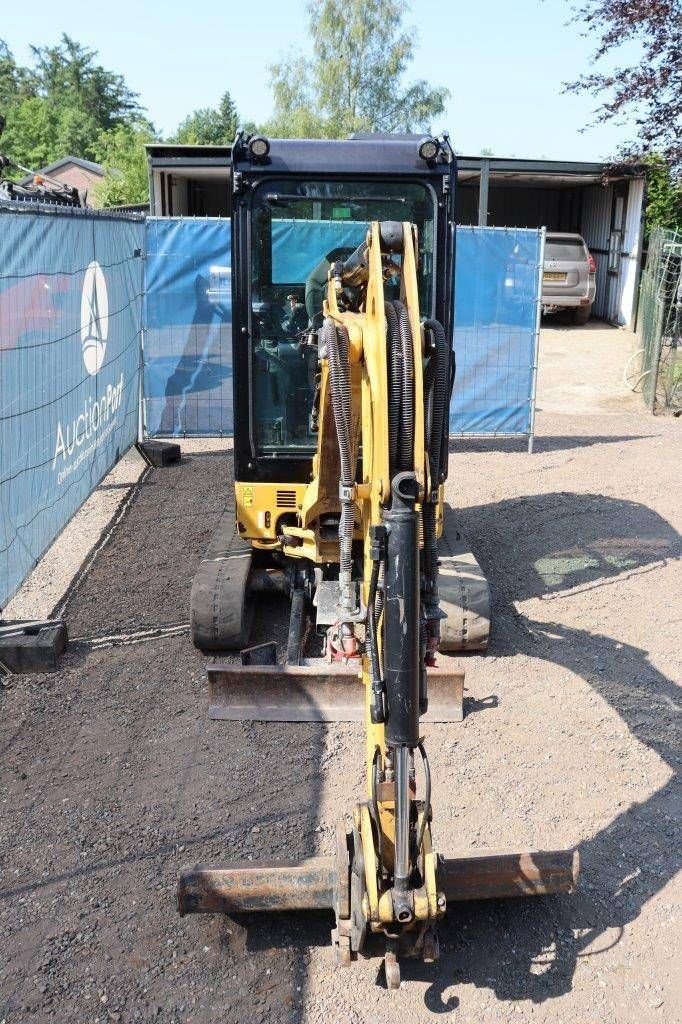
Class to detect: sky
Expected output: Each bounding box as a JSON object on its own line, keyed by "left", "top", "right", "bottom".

{"left": 3, "top": 0, "right": 641, "bottom": 161}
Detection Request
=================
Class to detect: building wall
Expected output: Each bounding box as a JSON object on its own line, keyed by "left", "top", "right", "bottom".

{"left": 41, "top": 163, "right": 104, "bottom": 206}
{"left": 458, "top": 184, "right": 581, "bottom": 232}
{"left": 580, "top": 178, "right": 644, "bottom": 326}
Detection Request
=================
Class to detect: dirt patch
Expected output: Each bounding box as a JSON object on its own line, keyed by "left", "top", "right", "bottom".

{"left": 1, "top": 410, "right": 680, "bottom": 1024}
{"left": 537, "top": 322, "right": 640, "bottom": 416}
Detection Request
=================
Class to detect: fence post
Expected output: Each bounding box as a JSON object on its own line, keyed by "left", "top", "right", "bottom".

{"left": 478, "top": 159, "right": 490, "bottom": 227}
{"left": 528, "top": 226, "right": 546, "bottom": 454}
{"left": 138, "top": 243, "right": 147, "bottom": 442}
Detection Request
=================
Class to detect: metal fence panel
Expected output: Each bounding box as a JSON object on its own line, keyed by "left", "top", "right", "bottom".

{"left": 144, "top": 220, "right": 543, "bottom": 442}
{"left": 144, "top": 217, "right": 232, "bottom": 435}
{"left": 0, "top": 205, "right": 144, "bottom": 607}
{"left": 637, "top": 226, "right": 682, "bottom": 412}
{"left": 451, "top": 226, "right": 543, "bottom": 436}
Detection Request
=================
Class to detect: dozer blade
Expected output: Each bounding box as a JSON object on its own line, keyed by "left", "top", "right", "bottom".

{"left": 178, "top": 847, "right": 579, "bottom": 916}
{"left": 206, "top": 656, "right": 465, "bottom": 723}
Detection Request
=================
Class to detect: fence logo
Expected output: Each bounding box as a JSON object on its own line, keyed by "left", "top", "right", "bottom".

{"left": 80, "top": 261, "right": 109, "bottom": 375}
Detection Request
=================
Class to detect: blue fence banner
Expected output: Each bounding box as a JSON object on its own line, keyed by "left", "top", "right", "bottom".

{"left": 0, "top": 206, "right": 144, "bottom": 607}
{"left": 145, "top": 220, "right": 541, "bottom": 440}
{"left": 451, "top": 226, "right": 542, "bottom": 434}
{"left": 144, "top": 217, "right": 232, "bottom": 435}
{"left": 0, "top": 213, "right": 542, "bottom": 605}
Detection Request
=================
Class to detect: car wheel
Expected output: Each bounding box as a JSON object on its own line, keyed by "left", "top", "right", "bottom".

{"left": 573, "top": 304, "right": 591, "bottom": 325}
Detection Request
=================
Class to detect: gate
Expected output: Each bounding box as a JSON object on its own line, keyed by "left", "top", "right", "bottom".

{"left": 451, "top": 226, "right": 544, "bottom": 441}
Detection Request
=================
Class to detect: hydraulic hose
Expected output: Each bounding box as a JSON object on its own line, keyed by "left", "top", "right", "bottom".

{"left": 421, "top": 318, "right": 451, "bottom": 656}
{"left": 392, "top": 300, "right": 415, "bottom": 472}
{"left": 423, "top": 318, "right": 450, "bottom": 487}
{"left": 384, "top": 302, "right": 402, "bottom": 476}
{"left": 366, "top": 556, "right": 385, "bottom": 723}
{"left": 324, "top": 317, "right": 356, "bottom": 614}
{"left": 414, "top": 742, "right": 432, "bottom": 859}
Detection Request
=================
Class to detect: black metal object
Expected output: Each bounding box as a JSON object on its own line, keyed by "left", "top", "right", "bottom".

{"left": 366, "top": 524, "right": 386, "bottom": 724}
{"left": 286, "top": 586, "right": 306, "bottom": 666}
{"left": 0, "top": 620, "right": 67, "bottom": 674}
{"left": 137, "top": 440, "right": 181, "bottom": 467}
{"left": 382, "top": 472, "right": 421, "bottom": 748}
{"left": 232, "top": 135, "right": 452, "bottom": 178}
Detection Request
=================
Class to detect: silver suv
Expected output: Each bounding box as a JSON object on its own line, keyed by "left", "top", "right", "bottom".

{"left": 542, "top": 232, "right": 596, "bottom": 325}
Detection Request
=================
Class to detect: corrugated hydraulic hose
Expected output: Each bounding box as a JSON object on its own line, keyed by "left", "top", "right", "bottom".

{"left": 423, "top": 318, "right": 451, "bottom": 486}
{"left": 421, "top": 318, "right": 452, "bottom": 630}
{"left": 392, "top": 300, "right": 415, "bottom": 472}
{"left": 324, "top": 317, "right": 356, "bottom": 614}
{"left": 384, "top": 301, "right": 402, "bottom": 476}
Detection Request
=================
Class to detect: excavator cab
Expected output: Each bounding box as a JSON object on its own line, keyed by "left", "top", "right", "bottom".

{"left": 232, "top": 136, "right": 454, "bottom": 488}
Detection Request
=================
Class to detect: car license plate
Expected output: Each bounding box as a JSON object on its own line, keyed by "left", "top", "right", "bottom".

{"left": 543, "top": 271, "right": 566, "bottom": 281}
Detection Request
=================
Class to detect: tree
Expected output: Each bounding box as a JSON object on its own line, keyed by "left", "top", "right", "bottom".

{"left": 565, "top": 0, "right": 681, "bottom": 170}
{"left": 0, "top": 40, "right": 34, "bottom": 109}
{"left": 0, "top": 35, "right": 145, "bottom": 172}
{"left": 93, "top": 121, "right": 156, "bottom": 207}
{"left": 264, "top": 0, "right": 449, "bottom": 139}
{"left": 1, "top": 96, "right": 57, "bottom": 171}
{"left": 29, "top": 34, "right": 142, "bottom": 132}
{"left": 172, "top": 91, "right": 239, "bottom": 145}
{"left": 643, "top": 155, "right": 682, "bottom": 237}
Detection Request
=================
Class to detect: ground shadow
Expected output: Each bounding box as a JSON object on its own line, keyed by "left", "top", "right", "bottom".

{"left": 408, "top": 494, "right": 680, "bottom": 1010}
{"left": 448, "top": 434, "right": 654, "bottom": 456}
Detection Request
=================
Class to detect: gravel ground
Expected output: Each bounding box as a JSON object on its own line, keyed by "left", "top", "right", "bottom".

{"left": 1, "top": 406, "right": 680, "bottom": 1024}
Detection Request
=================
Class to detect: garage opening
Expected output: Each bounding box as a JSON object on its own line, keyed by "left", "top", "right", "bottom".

{"left": 145, "top": 145, "right": 646, "bottom": 327}
{"left": 457, "top": 158, "right": 645, "bottom": 326}
{"left": 147, "top": 145, "right": 231, "bottom": 218}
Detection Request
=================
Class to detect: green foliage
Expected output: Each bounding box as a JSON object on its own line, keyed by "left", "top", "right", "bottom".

{"left": 263, "top": 0, "right": 448, "bottom": 139}
{"left": 172, "top": 91, "right": 239, "bottom": 145}
{"left": 0, "top": 34, "right": 144, "bottom": 172}
{"left": 643, "top": 155, "right": 682, "bottom": 238}
{"left": 566, "top": 0, "right": 680, "bottom": 169}
{"left": 93, "top": 122, "right": 156, "bottom": 207}
{"left": 2, "top": 96, "right": 57, "bottom": 171}
{"left": 29, "top": 35, "right": 141, "bottom": 130}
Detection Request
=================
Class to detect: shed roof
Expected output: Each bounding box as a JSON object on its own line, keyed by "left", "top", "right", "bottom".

{"left": 19, "top": 155, "right": 105, "bottom": 185}
{"left": 145, "top": 142, "right": 647, "bottom": 186}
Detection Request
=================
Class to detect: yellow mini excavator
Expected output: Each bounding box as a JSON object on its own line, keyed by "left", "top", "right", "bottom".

{"left": 178, "top": 133, "right": 578, "bottom": 987}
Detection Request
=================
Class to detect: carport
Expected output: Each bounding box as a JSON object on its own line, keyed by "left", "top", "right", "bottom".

{"left": 457, "top": 156, "right": 646, "bottom": 326}
{"left": 146, "top": 145, "right": 646, "bottom": 327}
{"left": 147, "top": 144, "right": 232, "bottom": 217}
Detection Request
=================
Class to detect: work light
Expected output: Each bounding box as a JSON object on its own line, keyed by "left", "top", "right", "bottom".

{"left": 249, "top": 136, "right": 271, "bottom": 162}
{"left": 418, "top": 137, "right": 439, "bottom": 163}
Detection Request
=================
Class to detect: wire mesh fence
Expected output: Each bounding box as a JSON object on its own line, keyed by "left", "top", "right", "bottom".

{"left": 0, "top": 204, "right": 144, "bottom": 608}
{"left": 143, "top": 218, "right": 233, "bottom": 436}
{"left": 0, "top": 208, "right": 545, "bottom": 605}
{"left": 636, "top": 226, "right": 682, "bottom": 413}
{"left": 450, "top": 226, "right": 544, "bottom": 450}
